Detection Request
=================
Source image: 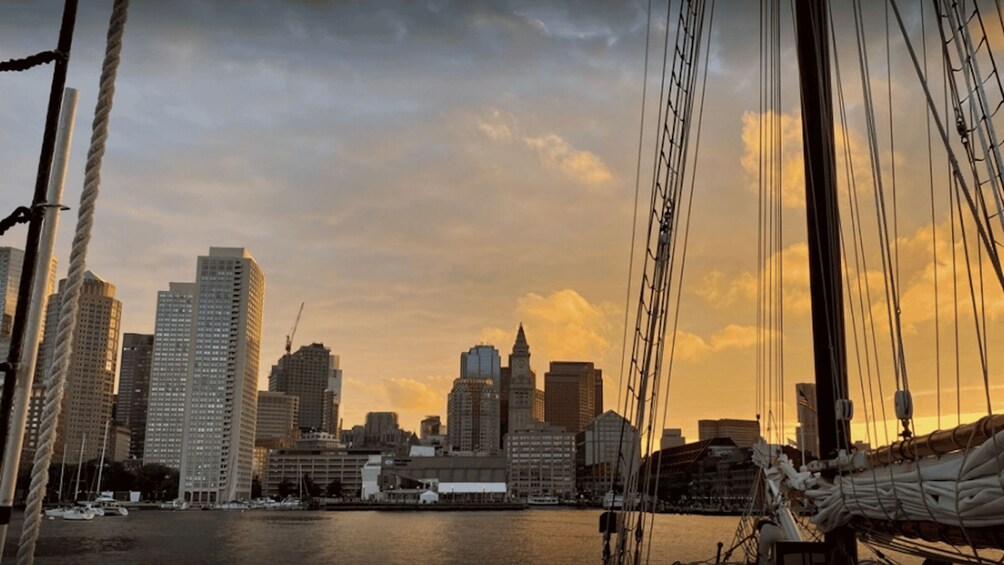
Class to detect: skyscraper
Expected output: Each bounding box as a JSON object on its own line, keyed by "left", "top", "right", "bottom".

{"left": 118, "top": 333, "right": 154, "bottom": 460}
{"left": 269, "top": 342, "right": 341, "bottom": 432}
{"left": 24, "top": 272, "right": 121, "bottom": 464}
{"left": 0, "top": 248, "right": 55, "bottom": 362}
{"left": 179, "top": 247, "right": 265, "bottom": 504}
{"left": 544, "top": 361, "right": 599, "bottom": 434}
{"left": 0, "top": 247, "right": 25, "bottom": 352}
{"left": 795, "top": 382, "right": 819, "bottom": 458}
{"left": 447, "top": 376, "right": 500, "bottom": 454}
{"left": 143, "top": 282, "right": 195, "bottom": 469}
{"left": 507, "top": 324, "right": 537, "bottom": 433}
{"left": 461, "top": 345, "right": 501, "bottom": 387}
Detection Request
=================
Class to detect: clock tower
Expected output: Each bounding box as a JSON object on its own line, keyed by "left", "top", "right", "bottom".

{"left": 507, "top": 323, "right": 536, "bottom": 433}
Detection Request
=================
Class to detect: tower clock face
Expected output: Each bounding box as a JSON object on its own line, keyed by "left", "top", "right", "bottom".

{"left": 517, "top": 359, "right": 525, "bottom": 368}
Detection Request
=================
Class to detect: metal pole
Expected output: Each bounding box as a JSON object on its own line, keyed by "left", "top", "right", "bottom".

{"left": 0, "top": 88, "right": 77, "bottom": 558}
{"left": 793, "top": 1, "right": 856, "bottom": 562}
{"left": 0, "top": 0, "right": 79, "bottom": 467}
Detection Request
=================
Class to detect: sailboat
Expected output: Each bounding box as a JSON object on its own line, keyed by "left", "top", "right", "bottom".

{"left": 604, "top": 1, "right": 1004, "bottom": 564}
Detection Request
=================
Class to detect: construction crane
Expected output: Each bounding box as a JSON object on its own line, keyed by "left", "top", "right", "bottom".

{"left": 285, "top": 302, "right": 304, "bottom": 355}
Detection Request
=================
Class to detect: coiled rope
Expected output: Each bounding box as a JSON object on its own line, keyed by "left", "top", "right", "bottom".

{"left": 17, "top": 1, "right": 129, "bottom": 562}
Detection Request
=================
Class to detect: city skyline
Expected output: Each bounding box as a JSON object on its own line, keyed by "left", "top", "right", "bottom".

{"left": 3, "top": 1, "right": 1002, "bottom": 451}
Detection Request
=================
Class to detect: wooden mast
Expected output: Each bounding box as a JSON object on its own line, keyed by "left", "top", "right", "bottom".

{"left": 793, "top": 1, "right": 857, "bottom": 562}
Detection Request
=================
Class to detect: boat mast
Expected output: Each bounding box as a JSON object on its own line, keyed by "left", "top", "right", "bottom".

{"left": 792, "top": 1, "right": 856, "bottom": 562}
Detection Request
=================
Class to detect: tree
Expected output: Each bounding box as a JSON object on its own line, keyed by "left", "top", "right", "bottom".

{"left": 277, "top": 478, "right": 295, "bottom": 498}
{"left": 301, "top": 473, "right": 321, "bottom": 498}
{"left": 324, "top": 479, "right": 343, "bottom": 498}
{"left": 251, "top": 476, "right": 262, "bottom": 498}
{"left": 133, "top": 463, "right": 179, "bottom": 501}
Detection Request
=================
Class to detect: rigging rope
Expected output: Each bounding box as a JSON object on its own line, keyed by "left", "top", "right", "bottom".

{"left": 17, "top": 1, "right": 130, "bottom": 562}
{"left": 0, "top": 51, "right": 63, "bottom": 73}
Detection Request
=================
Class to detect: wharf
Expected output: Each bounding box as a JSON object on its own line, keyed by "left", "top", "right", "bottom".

{"left": 324, "top": 502, "right": 528, "bottom": 512}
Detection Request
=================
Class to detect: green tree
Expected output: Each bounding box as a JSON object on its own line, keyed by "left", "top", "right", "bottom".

{"left": 133, "top": 463, "right": 179, "bottom": 501}
{"left": 251, "top": 476, "right": 262, "bottom": 498}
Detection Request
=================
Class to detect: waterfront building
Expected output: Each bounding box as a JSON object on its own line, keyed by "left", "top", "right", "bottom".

{"left": 263, "top": 443, "right": 373, "bottom": 498}
{"left": 269, "top": 342, "right": 341, "bottom": 433}
{"left": 507, "top": 324, "right": 538, "bottom": 433}
{"left": 142, "top": 282, "right": 195, "bottom": 469}
{"left": 118, "top": 333, "right": 154, "bottom": 460}
{"left": 578, "top": 410, "right": 639, "bottom": 475}
{"left": 23, "top": 272, "right": 121, "bottom": 465}
{"left": 378, "top": 454, "right": 507, "bottom": 501}
{"left": 697, "top": 418, "right": 760, "bottom": 448}
{"left": 660, "top": 428, "right": 686, "bottom": 450}
{"left": 447, "top": 377, "right": 500, "bottom": 453}
{"left": 505, "top": 423, "right": 576, "bottom": 499}
{"left": 795, "top": 382, "right": 819, "bottom": 458}
{"left": 179, "top": 247, "right": 265, "bottom": 504}
{"left": 544, "top": 361, "right": 599, "bottom": 434}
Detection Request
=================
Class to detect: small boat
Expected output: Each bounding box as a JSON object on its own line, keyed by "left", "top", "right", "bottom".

{"left": 527, "top": 496, "right": 559, "bottom": 506}
{"left": 94, "top": 496, "right": 129, "bottom": 516}
{"left": 43, "top": 506, "right": 73, "bottom": 518}
{"left": 218, "top": 500, "right": 250, "bottom": 510}
{"left": 61, "top": 507, "right": 94, "bottom": 521}
{"left": 158, "top": 498, "right": 189, "bottom": 510}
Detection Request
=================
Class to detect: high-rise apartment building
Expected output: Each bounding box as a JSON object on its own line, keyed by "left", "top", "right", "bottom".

{"left": 795, "top": 382, "right": 819, "bottom": 458}
{"left": 697, "top": 418, "right": 761, "bottom": 448}
{"left": 24, "top": 272, "right": 121, "bottom": 464}
{"left": 143, "top": 282, "right": 195, "bottom": 469}
{"left": 507, "top": 325, "right": 538, "bottom": 433}
{"left": 544, "top": 361, "right": 598, "bottom": 434}
{"left": 447, "top": 376, "right": 499, "bottom": 453}
{"left": 179, "top": 247, "right": 265, "bottom": 504}
{"left": 118, "top": 333, "right": 154, "bottom": 460}
{"left": 269, "top": 342, "right": 341, "bottom": 433}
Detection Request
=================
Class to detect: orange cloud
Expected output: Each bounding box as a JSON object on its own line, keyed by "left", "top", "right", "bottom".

{"left": 523, "top": 133, "right": 613, "bottom": 185}
{"left": 514, "top": 288, "right": 619, "bottom": 363}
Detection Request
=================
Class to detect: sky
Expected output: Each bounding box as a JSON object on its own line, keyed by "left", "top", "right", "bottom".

{"left": 1, "top": 0, "right": 1003, "bottom": 446}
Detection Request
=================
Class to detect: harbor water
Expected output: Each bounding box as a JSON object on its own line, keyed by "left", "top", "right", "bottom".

{"left": 1, "top": 509, "right": 931, "bottom": 564}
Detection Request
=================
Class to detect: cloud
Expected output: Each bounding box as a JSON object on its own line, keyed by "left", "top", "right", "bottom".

{"left": 523, "top": 133, "right": 613, "bottom": 185}
{"left": 739, "top": 110, "right": 880, "bottom": 208}
{"left": 514, "top": 288, "right": 620, "bottom": 363}
{"left": 673, "top": 324, "right": 764, "bottom": 361}
{"left": 477, "top": 107, "right": 515, "bottom": 142}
